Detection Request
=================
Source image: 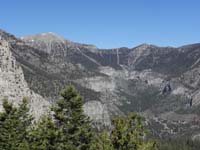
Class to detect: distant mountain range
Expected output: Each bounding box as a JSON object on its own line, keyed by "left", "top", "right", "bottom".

{"left": 1, "top": 29, "right": 200, "bottom": 139}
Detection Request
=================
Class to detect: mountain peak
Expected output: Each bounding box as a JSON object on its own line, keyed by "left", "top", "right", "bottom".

{"left": 21, "top": 32, "right": 67, "bottom": 44}
{"left": 21, "top": 32, "right": 98, "bottom": 54}
{"left": 135, "top": 43, "right": 157, "bottom": 50}
{"left": 20, "top": 32, "right": 72, "bottom": 54}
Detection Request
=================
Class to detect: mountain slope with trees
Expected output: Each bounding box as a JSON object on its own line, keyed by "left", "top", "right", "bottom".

{"left": 0, "top": 29, "right": 200, "bottom": 139}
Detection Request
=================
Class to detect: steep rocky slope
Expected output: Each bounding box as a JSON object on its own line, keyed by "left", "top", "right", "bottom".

{"left": 0, "top": 37, "right": 50, "bottom": 119}
{"left": 1, "top": 29, "right": 200, "bottom": 138}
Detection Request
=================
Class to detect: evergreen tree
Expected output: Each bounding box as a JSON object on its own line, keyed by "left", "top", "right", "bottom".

{"left": 52, "top": 85, "right": 94, "bottom": 150}
{"left": 111, "top": 113, "right": 157, "bottom": 150}
{"left": 90, "top": 129, "right": 114, "bottom": 150}
{"left": 0, "top": 98, "right": 33, "bottom": 150}
{"left": 28, "top": 115, "right": 70, "bottom": 150}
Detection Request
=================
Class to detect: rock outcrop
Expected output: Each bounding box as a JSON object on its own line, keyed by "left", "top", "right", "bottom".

{"left": 0, "top": 37, "right": 50, "bottom": 119}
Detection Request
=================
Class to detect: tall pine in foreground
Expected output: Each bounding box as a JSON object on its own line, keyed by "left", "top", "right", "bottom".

{"left": 0, "top": 98, "right": 33, "bottom": 150}
{"left": 52, "top": 85, "right": 94, "bottom": 150}
{"left": 29, "top": 115, "right": 67, "bottom": 150}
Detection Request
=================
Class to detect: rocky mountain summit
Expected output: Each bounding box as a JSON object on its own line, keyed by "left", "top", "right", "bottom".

{"left": 0, "top": 29, "right": 200, "bottom": 139}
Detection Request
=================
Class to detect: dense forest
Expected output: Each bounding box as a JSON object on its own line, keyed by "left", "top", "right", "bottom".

{"left": 0, "top": 85, "right": 200, "bottom": 150}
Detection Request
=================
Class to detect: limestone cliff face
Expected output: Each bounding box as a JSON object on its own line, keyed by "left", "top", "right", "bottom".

{"left": 83, "top": 101, "right": 111, "bottom": 128}
{"left": 0, "top": 38, "right": 50, "bottom": 119}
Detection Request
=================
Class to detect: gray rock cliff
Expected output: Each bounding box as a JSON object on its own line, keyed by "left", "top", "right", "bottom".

{"left": 0, "top": 37, "right": 50, "bottom": 119}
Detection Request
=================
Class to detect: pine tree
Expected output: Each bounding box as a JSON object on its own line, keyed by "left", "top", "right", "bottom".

{"left": 52, "top": 85, "right": 94, "bottom": 150}
{"left": 111, "top": 113, "right": 157, "bottom": 150}
{"left": 28, "top": 115, "right": 70, "bottom": 150}
{"left": 90, "top": 129, "right": 114, "bottom": 150}
{"left": 0, "top": 98, "right": 33, "bottom": 150}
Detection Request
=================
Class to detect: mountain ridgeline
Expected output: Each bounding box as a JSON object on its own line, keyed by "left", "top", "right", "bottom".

{"left": 0, "top": 29, "right": 200, "bottom": 139}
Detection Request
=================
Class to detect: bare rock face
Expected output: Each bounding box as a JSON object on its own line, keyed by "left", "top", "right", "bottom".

{"left": 83, "top": 101, "right": 111, "bottom": 128}
{"left": 0, "top": 38, "right": 50, "bottom": 119}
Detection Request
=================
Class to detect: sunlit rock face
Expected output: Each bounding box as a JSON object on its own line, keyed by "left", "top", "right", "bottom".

{"left": 0, "top": 38, "right": 50, "bottom": 119}
{"left": 83, "top": 101, "right": 111, "bottom": 128}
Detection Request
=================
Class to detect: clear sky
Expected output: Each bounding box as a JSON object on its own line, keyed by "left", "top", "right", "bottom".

{"left": 0, "top": 0, "right": 199, "bottom": 48}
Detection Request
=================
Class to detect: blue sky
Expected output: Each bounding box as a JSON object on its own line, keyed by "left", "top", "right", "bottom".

{"left": 0, "top": 0, "right": 199, "bottom": 48}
